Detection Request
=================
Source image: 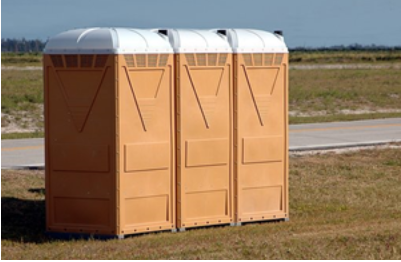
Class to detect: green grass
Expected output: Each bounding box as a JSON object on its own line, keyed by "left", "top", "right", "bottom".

{"left": 1, "top": 132, "right": 45, "bottom": 140}
{"left": 290, "top": 112, "right": 401, "bottom": 124}
{"left": 290, "top": 50, "right": 401, "bottom": 64}
{"left": 1, "top": 52, "right": 42, "bottom": 67}
{"left": 2, "top": 147, "right": 401, "bottom": 259}
{"left": 1, "top": 69, "right": 43, "bottom": 137}
{"left": 289, "top": 68, "right": 401, "bottom": 113}
{"left": 1, "top": 70, "right": 43, "bottom": 114}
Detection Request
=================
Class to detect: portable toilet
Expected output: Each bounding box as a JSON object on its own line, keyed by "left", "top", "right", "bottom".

{"left": 158, "top": 29, "right": 234, "bottom": 230}
{"left": 43, "top": 28, "right": 175, "bottom": 238}
{"left": 220, "top": 29, "right": 289, "bottom": 224}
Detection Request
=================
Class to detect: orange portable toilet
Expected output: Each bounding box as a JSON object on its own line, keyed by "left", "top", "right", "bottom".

{"left": 160, "top": 29, "right": 234, "bottom": 230}
{"left": 222, "top": 29, "right": 289, "bottom": 225}
{"left": 44, "top": 28, "right": 175, "bottom": 238}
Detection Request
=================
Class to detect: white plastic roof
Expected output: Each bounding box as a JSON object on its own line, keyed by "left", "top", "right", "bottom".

{"left": 158, "top": 29, "right": 232, "bottom": 53}
{"left": 216, "top": 29, "right": 288, "bottom": 53}
{"left": 44, "top": 28, "right": 173, "bottom": 54}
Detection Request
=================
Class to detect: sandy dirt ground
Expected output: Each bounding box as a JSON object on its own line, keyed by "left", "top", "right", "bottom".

{"left": 1, "top": 105, "right": 43, "bottom": 134}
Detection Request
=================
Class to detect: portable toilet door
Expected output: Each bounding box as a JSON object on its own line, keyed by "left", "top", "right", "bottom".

{"left": 44, "top": 28, "right": 175, "bottom": 238}
{"left": 159, "top": 29, "right": 234, "bottom": 230}
{"left": 222, "top": 29, "right": 289, "bottom": 224}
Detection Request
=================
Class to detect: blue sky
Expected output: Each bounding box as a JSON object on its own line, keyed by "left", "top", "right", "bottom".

{"left": 2, "top": 0, "right": 401, "bottom": 47}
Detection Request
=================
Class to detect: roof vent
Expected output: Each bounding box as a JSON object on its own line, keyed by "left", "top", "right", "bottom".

{"left": 158, "top": 29, "right": 168, "bottom": 36}
{"left": 274, "top": 30, "right": 283, "bottom": 36}
{"left": 217, "top": 30, "right": 227, "bottom": 36}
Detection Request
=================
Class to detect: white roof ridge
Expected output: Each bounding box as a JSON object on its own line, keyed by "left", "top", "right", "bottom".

{"left": 245, "top": 29, "right": 266, "bottom": 49}
{"left": 44, "top": 27, "right": 288, "bottom": 55}
{"left": 126, "top": 28, "right": 149, "bottom": 48}
{"left": 44, "top": 27, "right": 173, "bottom": 54}
{"left": 222, "top": 28, "right": 288, "bottom": 54}
{"left": 162, "top": 28, "right": 232, "bottom": 54}
{"left": 76, "top": 28, "right": 99, "bottom": 44}
{"left": 110, "top": 28, "right": 119, "bottom": 50}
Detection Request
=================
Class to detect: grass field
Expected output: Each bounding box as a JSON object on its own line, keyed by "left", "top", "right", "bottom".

{"left": 1, "top": 131, "right": 44, "bottom": 140}
{"left": 1, "top": 69, "right": 43, "bottom": 135}
{"left": 289, "top": 50, "right": 401, "bottom": 64}
{"left": 2, "top": 147, "right": 401, "bottom": 259}
{"left": 290, "top": 69, "right": 401, "bottom": 111}
{"left": 289, "top": 68, "right": 401, "bottom": 123}
{"left": 1, "top": 53, "right": 42, "bottom": 67}
{"left": 1, "top": 70, "right": 43, "bottom": 113}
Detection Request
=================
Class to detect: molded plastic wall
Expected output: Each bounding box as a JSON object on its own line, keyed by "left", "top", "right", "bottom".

{"left": 44, "top": 52, "right": 176, "bottom": 237}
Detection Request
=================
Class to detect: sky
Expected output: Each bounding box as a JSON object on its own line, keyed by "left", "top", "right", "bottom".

{"left": 2, "top": 0, "right": 401, "bottom": 48}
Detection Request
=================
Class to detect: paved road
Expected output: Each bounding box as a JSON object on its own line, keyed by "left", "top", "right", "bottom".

{"left": 290, "top": 118, "right": 401, "bottom": 151}
{"left": 2, "top": 138, "right": 44, "bottom": 169}
{"left": 2, "top": 118, "right": 401, "bottom": 169}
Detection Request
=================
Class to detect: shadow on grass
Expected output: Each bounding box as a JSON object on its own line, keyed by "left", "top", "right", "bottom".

{"left": 28, "top": 188, "right": 46, "bottom": 195}
{"left": 1, "top": 194, "right": 48, "bottom": 243}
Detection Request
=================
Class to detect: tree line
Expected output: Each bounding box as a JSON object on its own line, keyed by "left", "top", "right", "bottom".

{"left": 2, "top": 38, "right": 46, "bottom": 53}
{"left": 2, "top": 38, "right": 401, "bottom": 53}
{"left": 290, "top": 43, "right": 401, "bottom": 52}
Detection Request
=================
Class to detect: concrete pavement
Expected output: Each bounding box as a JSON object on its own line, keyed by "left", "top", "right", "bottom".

{"left": 289, "top": 118, "right": 401, "bottom": 151}
{"left": 2, "top": 118, "right": 401, "bottom": 169}
{"left": 1, "top": 138, "right": 44, "bottom": 169}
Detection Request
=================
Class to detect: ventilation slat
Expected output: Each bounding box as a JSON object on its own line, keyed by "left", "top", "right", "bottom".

{"left": 124, "top": 55, "right": 135, "bottom": 67}
{"left": 218, "top": 53, "right": 227, "bottom": 66}
{"left": 80, "top": 55, "right": 94, "bottom": 68}
{"left": 253, "top": 53, "right": 262, "bottom": 66}
{"left": 51, "top": 55, "right": 64, "bottom": 68}
{"left": 208, "top": 54, "right": 217, "bottom": 66}
{"left": 185, "top": 54, "right": 196, "bottom": 66}
{"left": 264, "top": 54, "right": 273, "bottom": 66}
{"left": 274, "top": 54, "right": 283, "bottom": 65}
{"left": 95, "top": 55, "right": 108, "bottom": 67}
{"left": 242, "top": 54, "right": 252, "bottom": 66}
{"left": 185, "top": 53, "right": 227, "bottom": 67}
{"left": 196, "top": 54, "right": 206, "bottom": 66}
{"left": 65, "top": 55, "right": 78, "bottom": 68}
{"left": 136, "top": 54, "right": 146, "bottom": 67}
{"left": 158, "top": 54, "right": 168, "bottom": 67}
{"left": 148, "top": 54, "right": 158, "bottom": 67}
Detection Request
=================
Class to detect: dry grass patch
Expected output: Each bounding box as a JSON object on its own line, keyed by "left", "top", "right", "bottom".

{"left": 2, "top": 148, "right": 401, "bottom": 259}
{"left": 1, "top": 69, "right": 43, "bottom": 135}
{"left": 290, "top": 50, "right": 401, "bottom": 64}
{"left": 1, "top": 70, "right": 43, "bottom": 113}
{"left": 1, "top": 53, "right": 42, "bottom": 67}
{"left": 289, "top": 68, "right": 401, "bottom": 121}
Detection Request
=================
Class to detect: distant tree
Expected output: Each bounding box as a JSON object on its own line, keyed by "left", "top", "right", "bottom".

{"left": 289, "top": 44, "right": 401, "bottom": 52}
{"left": 1, "top": 38, "right": 47, "bottom": 53}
